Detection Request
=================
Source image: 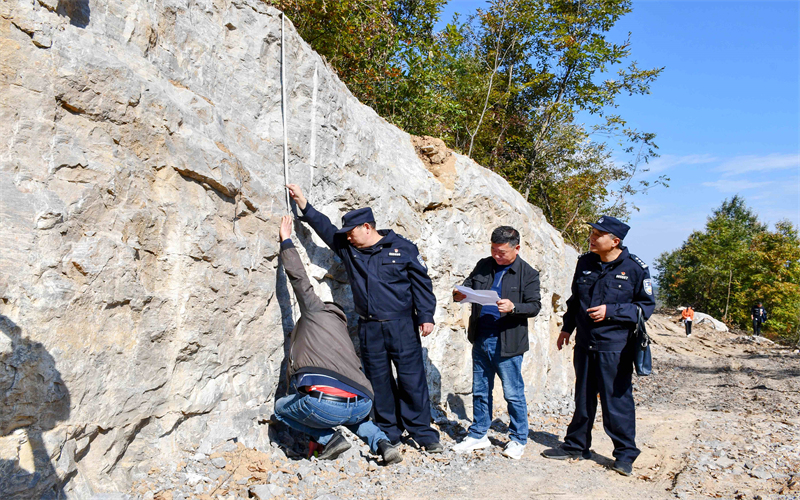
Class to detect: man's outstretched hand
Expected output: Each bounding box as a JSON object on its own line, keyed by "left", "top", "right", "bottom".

{"left": 279, "top": 215, "right": 293, "bottom": 242}
{"left": 286, "top": 184, "right": 308, "bottom": 210}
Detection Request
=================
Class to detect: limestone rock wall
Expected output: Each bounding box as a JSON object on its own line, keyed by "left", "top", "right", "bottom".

{"left": 0, "top": 0, "right": 577, "bottom": 497}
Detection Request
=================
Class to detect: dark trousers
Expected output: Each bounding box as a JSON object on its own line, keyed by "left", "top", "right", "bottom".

{"left": 563, "top": 345, "right": 640, "bottom": 464}
{"left": 753, "top": 320, "right": 762, "bottom": 336}
{"left": 358, "top": 316, "right": 439, "bottom": 445}
{"left": 685, "top": 320, "right": 692, "bottom": 336}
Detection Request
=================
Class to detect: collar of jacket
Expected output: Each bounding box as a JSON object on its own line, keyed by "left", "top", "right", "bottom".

{"left": 494, "top": 256, "right": 524, "bottom": 274}
{"left": 355, "top": 229, "right": 398, "bottom": 253}
{"left": 587, "top": 247, "right": 630, "bottom": 269}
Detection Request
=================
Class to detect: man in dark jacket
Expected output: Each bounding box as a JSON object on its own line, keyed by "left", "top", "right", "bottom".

{"left": 451, "top": 226, "right": 541, "bottom": 460}
{"left": 751, "top": 302, "right": 767, "bottom": 336}
{"left": 286, "top": 184, "right": 442, "bottom": 453}
{"left": 275, "top": 216, "right": 402, "bottom": 464}
{"left": 542, "top": 216, "right": 655, "bottom": 477}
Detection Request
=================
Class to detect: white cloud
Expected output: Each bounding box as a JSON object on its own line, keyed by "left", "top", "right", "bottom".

{"left": 643, "top": 154, "right": 718, "bottom": 175}
{"left": 716, "top": 153, "right": 800, "bottom": 176}
{"left": 701, "top": 179, "right": 773, "bottom": 192}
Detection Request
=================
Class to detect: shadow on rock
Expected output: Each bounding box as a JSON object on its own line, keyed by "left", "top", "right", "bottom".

{"left": 0, "top": 315, "right": 71, "bottom": 499}
{"left": 57, "top": 0, "right": 91, "bottom": 28}
{"left": 274, "top": 257, "right": 295, "bottom": 401}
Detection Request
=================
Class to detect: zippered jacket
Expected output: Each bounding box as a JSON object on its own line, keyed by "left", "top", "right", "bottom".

{"left": 280, "top": 239, "right": 374, "bottom": 400}
{"left": 562, "top": 248, "right": 656, "bottom": 351}
{"left": 299, "top": 203, "right": 436, "bottom": 324}
{"left": 462, "top": 256, "right": 541, "bottom": 357}
{"left": 751, "top": 306, "right": 767, "bottom": 323}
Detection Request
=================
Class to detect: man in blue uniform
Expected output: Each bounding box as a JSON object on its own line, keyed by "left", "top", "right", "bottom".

{"left": 542, "top": 216, "right": 655, "bottom": 477}
{"left": 286, "top": 184, "right": 442, "bottom": 453}
{"left": 751, "top": 302, "right": 767, "bottom": 336}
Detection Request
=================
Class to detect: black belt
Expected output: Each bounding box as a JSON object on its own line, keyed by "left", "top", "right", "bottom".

{"left": 300, "top": 388, "right": 366, "bottom": 403}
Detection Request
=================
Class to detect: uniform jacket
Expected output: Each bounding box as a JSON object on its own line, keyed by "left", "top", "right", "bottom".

{"left": 280, "top": 239, "right": 374, "bottom": 400}
{"left": 751, "top": 306, "right": 767, "bottom": 323}
{"left": 562, "top": 248, "right": 656, "bottom": 351}
{"left": 462, "top": 256, "right": 542, "bottom": 357}
{"left": 300, "top": 203, "right": 436, "bottom": 324}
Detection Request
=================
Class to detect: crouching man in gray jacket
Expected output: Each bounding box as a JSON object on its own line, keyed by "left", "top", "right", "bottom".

{"left": 275, "top": 216, "right": 402, "bottom": 465}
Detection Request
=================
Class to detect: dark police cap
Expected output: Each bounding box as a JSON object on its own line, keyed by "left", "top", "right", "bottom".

{"left": 336, "top": 207, "right": 375, "bottom": 234}
{"left": 587, "top": 216, "right": 630, "bottom": 240}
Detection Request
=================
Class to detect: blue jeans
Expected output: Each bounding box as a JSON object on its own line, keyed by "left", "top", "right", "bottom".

{"left": 274, "top": 392, "right": 388, "bottom": 453}
{"left": 468, "top": 334, "right": 528, "bottom": 444}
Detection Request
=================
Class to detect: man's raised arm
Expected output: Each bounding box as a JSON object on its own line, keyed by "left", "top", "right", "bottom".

{"left": 279, "top": 215, "right": 324, "bottom": 314}
{"left": 286, "top": 184, "right": 339, "bottom": 251}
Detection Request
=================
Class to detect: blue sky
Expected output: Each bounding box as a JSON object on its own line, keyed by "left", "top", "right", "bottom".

{"left": 436, "top": 1, "right": 800, "bottom": 272}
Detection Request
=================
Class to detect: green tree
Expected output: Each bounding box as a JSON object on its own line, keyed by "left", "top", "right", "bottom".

{"left": 655, "top": 196, "right": 800, "bottom": 343}
{"left": 267, "top": 0, "right": 447, "bottom": 108}
{"left": 271, "top": 0, "right": 667, "bottom": 247}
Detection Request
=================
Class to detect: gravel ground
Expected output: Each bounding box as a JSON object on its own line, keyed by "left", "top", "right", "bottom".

{"left": 123, "top": 314, "right": 800, "bottom": 500}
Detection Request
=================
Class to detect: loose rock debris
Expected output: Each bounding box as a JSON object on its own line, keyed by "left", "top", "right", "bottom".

{"left": 128, "top": 314, "right": 799, "bottom": 500}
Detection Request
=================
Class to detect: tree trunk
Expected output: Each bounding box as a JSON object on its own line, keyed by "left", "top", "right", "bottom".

{"left": 723, "top": 268, "right": 732, "bottom": 321}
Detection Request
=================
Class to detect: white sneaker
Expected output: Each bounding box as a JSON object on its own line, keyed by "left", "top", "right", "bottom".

{"left": 502, "top": 441, "right": 526, "bottom": 460}
{"left": 452, "top": 435, "right": 491, "bottom": 453}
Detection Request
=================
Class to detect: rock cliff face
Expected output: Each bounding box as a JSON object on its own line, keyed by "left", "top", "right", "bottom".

{"left": 0, "top": 0, "right": 577, "bottom": 497}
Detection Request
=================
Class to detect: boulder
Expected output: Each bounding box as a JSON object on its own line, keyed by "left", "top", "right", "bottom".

{"left": 694, "top": 312, "right": 729, "bottom": 332}
{"left": 0, "top": 0, "right": 577, "bottom": 497}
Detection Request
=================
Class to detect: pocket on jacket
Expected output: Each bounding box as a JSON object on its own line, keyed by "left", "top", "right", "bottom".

{"left": 379, "top": 258, "right": 407, "bottom": 282}
{"left": 605, "top": 281, "right": 633, "bottom": 302}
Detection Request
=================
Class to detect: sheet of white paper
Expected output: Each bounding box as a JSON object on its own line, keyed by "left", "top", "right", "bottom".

{"left": 455, "top": 286, "right": 500, "bottom": 306}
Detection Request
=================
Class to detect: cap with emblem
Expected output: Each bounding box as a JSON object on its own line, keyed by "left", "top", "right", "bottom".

{"left": 336, "top": 207, "right": 375, "bottom": 234}
{"left": 587, "top": 215, "right": 630, "bottom": 240}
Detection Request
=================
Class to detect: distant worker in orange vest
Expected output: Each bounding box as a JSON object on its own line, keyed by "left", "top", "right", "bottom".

{"left": 681, "top": 306, "right": 695, "bottom": 337}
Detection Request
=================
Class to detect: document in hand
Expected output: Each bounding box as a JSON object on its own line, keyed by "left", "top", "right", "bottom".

{"left": 455, "top": 286, "right": 500, "bottom": 306}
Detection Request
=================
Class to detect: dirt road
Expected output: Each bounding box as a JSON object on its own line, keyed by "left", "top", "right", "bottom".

{"left": 133, "top": 314, "right": 800, "bottom": 500}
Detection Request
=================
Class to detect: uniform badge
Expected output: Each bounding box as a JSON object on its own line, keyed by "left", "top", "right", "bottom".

{"left": 643, "top": 278, "right": 653, "bottom": 295}
{"left": 582, "top": 270, "right": 592, "bottom": 275}
{"left": 615, "top": 274, "right": 629, "bottom": 280}
{"left": 417, "top": 254, "right": 427, "bottom": 269}
{"left": 598, "top": 217, "right": 604, "bottom": 223}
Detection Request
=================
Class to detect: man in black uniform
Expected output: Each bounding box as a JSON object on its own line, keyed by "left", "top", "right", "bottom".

{"left": 751, "top": 302, "right": 767, "bottom": 336}
{"left": 542, "top": 216, "right": 655, "bottom": 477}
{"left": 286, "top": 184, "right": 442, "bottom": 453}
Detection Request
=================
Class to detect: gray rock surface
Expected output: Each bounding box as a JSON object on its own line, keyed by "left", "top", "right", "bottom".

{"left": 693, "top": 312, "right": 729, "bottom": 332}
{"left": 0, "top": 0, "right": 577, "bottom": 497}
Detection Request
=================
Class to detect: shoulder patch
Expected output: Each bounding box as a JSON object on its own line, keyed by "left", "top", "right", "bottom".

{"left": 417, "top": 254, "right": 427, "bottom": 269}
{"left": 630, "top": 254, "right": 648, "bottom": 269}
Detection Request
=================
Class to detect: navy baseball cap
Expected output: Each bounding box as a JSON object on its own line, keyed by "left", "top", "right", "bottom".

{"left": 587, "top": 216, "right": 630, "bottom": 240}
{"left": 336, "top": 207, "right": 375, "bottom": 233}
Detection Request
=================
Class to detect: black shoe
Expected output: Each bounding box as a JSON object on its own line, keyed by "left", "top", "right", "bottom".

{"left": 377, "top": 440, "right": 403, "bottom": 465}
{"left": 611, "top": 460, "right": 633, "bottom": 476}
{"left": 421, "top": 441, "right": 444, "bottom": 454}
{"left": 317, "top": 431, "right": 351, "bottom": 460}
{"left": 541, "top": 446, "right": 591, "bottom": 460}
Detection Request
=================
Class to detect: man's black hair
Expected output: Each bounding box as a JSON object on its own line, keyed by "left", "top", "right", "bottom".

{"left": 491, "top": 226, "right": 520, "bottom": 247}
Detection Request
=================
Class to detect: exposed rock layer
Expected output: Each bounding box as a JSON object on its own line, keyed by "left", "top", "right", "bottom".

{"left": 0, "top": 0, "right": 577, "bottom": 496}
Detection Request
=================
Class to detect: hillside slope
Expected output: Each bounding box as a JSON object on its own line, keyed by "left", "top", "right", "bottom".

{"left": 124, "top": 313, "right": 800, "bottom": 499}
{"left": 0, "top": 1, "right": 577, "bottom": 497}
